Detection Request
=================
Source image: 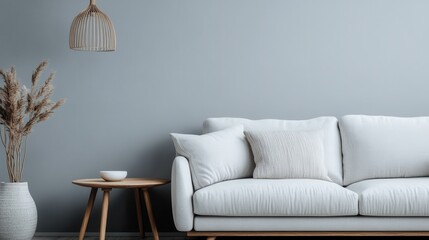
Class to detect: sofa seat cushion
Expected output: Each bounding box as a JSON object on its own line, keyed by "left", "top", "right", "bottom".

{"left": 193, "top": 178, "right": 358, "bottom": 216}
{"left": 347, "top": 178, "right": 429, "bottom": 216}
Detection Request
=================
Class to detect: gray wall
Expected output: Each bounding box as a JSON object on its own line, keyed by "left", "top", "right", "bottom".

{"left": 1, "top": 0, "right": 429, "bottom": 233}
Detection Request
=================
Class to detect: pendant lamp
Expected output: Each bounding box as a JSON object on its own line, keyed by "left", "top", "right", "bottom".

{"left": 69, "top": 0, "right": 116, "bottom": 51}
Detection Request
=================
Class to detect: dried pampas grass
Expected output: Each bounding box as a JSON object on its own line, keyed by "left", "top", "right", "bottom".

{"left": 0, "top": 60, "right": 65, "bottom": 182}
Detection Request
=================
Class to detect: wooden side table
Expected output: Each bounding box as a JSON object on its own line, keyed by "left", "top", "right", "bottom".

{"left": 72, "top": 178, "right": 170, "bottom": 240}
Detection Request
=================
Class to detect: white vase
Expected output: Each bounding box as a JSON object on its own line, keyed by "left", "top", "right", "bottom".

{"left": 0, "top": 182, "right": 37, "bottom": 240}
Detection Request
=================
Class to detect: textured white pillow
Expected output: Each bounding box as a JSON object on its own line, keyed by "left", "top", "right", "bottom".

{"left": 340, "top": 115, "right": 429, "bottom": 185}
{"left": 171, "top": 125, "right": 254, "bottom": 190}
{"left": 244, "top": 130, "right": 331, "bottom": 181}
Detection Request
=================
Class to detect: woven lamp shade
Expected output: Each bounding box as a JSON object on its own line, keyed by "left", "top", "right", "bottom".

{"left": 69, "top": 0, "right": 116, "bottom": 51}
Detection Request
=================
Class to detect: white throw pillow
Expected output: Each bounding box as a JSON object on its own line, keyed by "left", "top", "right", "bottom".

{"left": 171, "top": 125, "right": 254, "bottom": 190}
{"left": 244, "top": 130, "right": 331, "bottom": 181}
{"left": 340, "top": 115, "right": 429, "bottom": 185}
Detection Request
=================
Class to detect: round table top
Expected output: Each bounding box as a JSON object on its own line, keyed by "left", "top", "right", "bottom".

{"left": 72, "top": 178, "right": 170, "bottom": 189}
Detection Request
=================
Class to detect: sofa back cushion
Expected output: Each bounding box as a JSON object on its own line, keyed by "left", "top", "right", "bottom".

{"left": 340, "top": 115, "right": 429, "bottom": 185}
{"left": 203, "top": 117, "right": 343, "bottom": 185}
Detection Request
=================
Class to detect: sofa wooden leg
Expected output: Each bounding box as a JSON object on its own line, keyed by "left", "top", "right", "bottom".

{"left": 207, "top": 237, "right": 216, "bottom": 240}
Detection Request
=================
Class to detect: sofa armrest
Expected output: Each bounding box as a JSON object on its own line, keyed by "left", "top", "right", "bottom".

{"left": 171, "top": 156, "right": 194, "bottom": 231}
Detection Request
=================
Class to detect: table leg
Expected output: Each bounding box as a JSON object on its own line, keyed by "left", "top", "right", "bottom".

{"left": 143, "top": 189, "right": 159, "bottom": 240}
{"left": 79, "top": 187, "right": 98, "bottom": 240}
{"left": 100, "top": 188, "right": 111, "bottom": 240}
{"left": 134, "top": 188, "right": 145, "bottom": 238}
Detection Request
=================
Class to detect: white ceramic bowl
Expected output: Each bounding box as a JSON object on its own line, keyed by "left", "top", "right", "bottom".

{"left": 100, "top": 171, "right": 127, "bottom": 182}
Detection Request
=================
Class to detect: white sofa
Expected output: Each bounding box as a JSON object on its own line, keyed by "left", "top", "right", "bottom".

{"left": 171, "top": 115, "right": 429, "bottom": 239}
